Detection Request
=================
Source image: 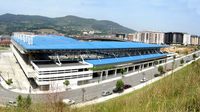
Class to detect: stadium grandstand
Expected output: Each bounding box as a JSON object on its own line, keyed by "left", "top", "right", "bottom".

{"left": 11, "top": 32, "right": 169, "bottom": 91}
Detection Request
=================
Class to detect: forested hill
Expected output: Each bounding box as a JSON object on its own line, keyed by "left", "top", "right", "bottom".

{"left": 0, "top": 13, "right": 136, "bottom": 35}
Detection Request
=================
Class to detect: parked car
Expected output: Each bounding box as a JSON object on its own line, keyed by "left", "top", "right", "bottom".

{"left": 123, "top": 84, "right": 132, "bottom": 89}
{"left": 63, "top": 99, "right": 75, "bottom": 105}
{"left": 112, "top": 87, "right": 124, "bottom": 93}
{"left": 186, "top": 60, "right": 190, "bottom": 63}
{"left": 101, "top": 91, "right": 112, "bottom": 96}
{"left": 154, "top": 73, "right": 162, "bottom": 77}
{"left": 140, "top": 77, "right": 148, "bottom": 83}
{"left": 7, "top": 101, "right": 17, "bottom": 107}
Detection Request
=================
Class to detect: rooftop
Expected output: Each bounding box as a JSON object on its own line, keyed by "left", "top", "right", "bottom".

{"left": 85, "top": 53, "right": 167, "bottom": 66}
{"left": 12, "top": 35, "right": 166, "bottom": 51}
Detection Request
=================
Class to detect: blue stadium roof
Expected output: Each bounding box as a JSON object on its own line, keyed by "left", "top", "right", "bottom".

{"left": 85, "top": 53, "right": 167, "bottom": 66}
{"left": 12, "top": 35, "right": 166, "bottom": 50}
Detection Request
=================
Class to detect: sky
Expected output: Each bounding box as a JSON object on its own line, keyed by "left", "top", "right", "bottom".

{"left": 0, "top": 0, "right": 200, "bottom": 35}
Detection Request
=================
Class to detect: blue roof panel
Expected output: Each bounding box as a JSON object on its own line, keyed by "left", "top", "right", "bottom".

{"left": 12, "top": 35, "right": 166, "bottom": 50}
{"left": 85, "top": 53, "right": 167, "bottom": 66}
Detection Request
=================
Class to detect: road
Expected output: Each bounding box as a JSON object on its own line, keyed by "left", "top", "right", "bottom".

{"left": 0, "top": 51, "right": 198, "bottom": 105}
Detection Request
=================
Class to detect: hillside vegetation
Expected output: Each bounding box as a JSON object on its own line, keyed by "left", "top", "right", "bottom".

{"left": 0, "top": 14, "right": 135, "bottom": 35}
{"left": 1, "top": 60, "right": 200, "bottom": 112}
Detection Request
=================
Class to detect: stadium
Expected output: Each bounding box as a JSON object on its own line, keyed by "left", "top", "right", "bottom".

{"left": 11, "top": 32, "right": 168, "bottom": 91}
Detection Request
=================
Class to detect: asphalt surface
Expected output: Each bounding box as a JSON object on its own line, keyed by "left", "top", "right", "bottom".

{"left": 0, "top": 52, "right": 197, "bottom": 105}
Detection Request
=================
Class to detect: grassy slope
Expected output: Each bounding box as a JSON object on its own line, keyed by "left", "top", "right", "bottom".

{"left": 1, "top": 60, "right": 200, "bottom": 112}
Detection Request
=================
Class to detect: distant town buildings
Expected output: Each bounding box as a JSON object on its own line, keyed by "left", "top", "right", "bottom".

{"left": 127, "top": 31, "right": 200, "bottom": 46}
{"left": 115, "top": 33, "right": 127, "bottom": 40}
{"left": 82, "top": 30, "right": 102, "bottom": 35}
{"left": 127, "top": 31, "right": 164, "bottom": 44}
{"left": 0, "top": 35, "right": 11, "bottom": 46}
{"left": 164, "top": 32, "right": 184, "bottom": 45}
{"left": 191, "top": 35, "right": 199, "bottom": 45}
{"left": 183, "top": 33, "right": 191, "bottom": 45}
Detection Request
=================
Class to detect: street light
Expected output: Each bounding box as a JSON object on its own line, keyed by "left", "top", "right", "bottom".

{"left": 172, "top": 55, "right": 176, "bottom": 75}
{"left": 81, "top": 88, "right": 86, "bottom": 102}
{"left": 29, "top": 86, "right": 32, "bottom": 94}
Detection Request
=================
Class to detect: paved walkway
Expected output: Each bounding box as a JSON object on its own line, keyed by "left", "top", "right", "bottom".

{"left": 0, "top": 52, "right": 30, "bottom": 90}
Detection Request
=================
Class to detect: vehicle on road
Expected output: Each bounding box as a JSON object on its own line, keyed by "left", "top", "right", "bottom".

{"left": 154, "top": 73, "right": 162, "bottom": 77}
{"left": 186, "top": 60, "right": 190, "bottom": 63}
{"left": 7, "top": 101, "right": 17, "bottom": 107}
{"left": 101, "top": 91, "right": 112, "bottom": 96}
{"left": 123, "top": 84, "right": 132, "bottom": 89}
{"left": 113, "top": 87, "right": 124, "bottom": 93}
{"left": 140, "top": 77, "right": 148, "bottom": 83}
{"left": 63, "top": 99, "right": 75, "bottom": 105}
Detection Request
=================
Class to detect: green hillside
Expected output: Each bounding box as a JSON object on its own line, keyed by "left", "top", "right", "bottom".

{"left": 1, "top": 60, "right": 200, "bottom": 112}
{"left": 0, "top": 14, "right": 135, "bottom": 35}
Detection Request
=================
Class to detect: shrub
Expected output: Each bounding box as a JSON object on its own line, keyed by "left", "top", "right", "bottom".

{"left": 193, "top": 54, "right": 197, "bottom": 60}
{"left": 6, "top": 79, "right": 13, "bottom": 85}
{"left": 158, "top": 66, "right": 164, "bottom": 74}
{"left": 180, "top": 59, "right": 184, "bottom": 65}
{"left": 116, "top": 80, "right": 124, "bottom": 90}
{"left": 63, "top": 80, "right": 70, "bottom": 87}
{"left": 16, "top": 95, "right": 32, "bottom": 109}
{"left": 120, "top": 68, "right": 126, "bottom": 77}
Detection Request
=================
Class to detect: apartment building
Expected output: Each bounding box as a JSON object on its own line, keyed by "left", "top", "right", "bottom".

{"left": 127, "top": 31, "right": 164, "bottom": 44}
{"left": 191, "top": 35, "right": 199, "bottom": 45}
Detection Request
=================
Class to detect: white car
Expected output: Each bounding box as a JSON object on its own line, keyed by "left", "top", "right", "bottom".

{"left": 7, "top": 101, "right": 17, "bottom": 107}
{"left": 63, "top": 99, "right": 75, "bottom": 105}
{"left": 102, "top": 91, "right": 112, "bottom": 96}
{"left": 140, "top": 77, "right": 148, "bottom": 83}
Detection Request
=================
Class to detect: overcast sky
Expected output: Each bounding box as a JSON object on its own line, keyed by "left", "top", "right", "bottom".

{"left": 0, "top": 0, "right": 200, "bottom": 35}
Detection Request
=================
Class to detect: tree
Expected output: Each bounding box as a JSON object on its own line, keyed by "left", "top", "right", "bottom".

{"left": 81, "top": 88, "right": 86, "bottom": 102}
{"left": 63, "top": 80, "right": 70, "bottom": 87}
{"left": 6, "top": 79, "right": 13, "bottom": 85}
{"left": 193, "top": 54, "right": 197, "bottom": 60}
{"left": 116, "top": 80, "right": 124, "bottom": 90}
{"left": 158, "top": 66, "right": 164, "bottom": 75}
{"left": 120, "top": 68, "right": 126, "bottom": 78}
{"left": 180, "top": 59, "right": 184, "bottom": 65}
{"left": 17, "top": 95, "right": 23, "bottom": 107}
{"left": 172, "top": 55, "right": 176, "bottom": 69}
{"left": 172, "top": 55, "right": 176, "bottom": 78}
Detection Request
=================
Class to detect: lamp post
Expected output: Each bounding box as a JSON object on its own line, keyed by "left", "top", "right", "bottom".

{"left": 81, "top": 88, "right": 86, "bottom": 102}
{"left": 172, "top": 55, "right": 176, "bottom": 74}
{"left": 29, "top": 86, "right": 32, "bottom": 94}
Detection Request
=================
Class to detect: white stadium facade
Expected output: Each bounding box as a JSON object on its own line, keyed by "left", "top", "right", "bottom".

{"left": 11, "top": 32, "right": 169, "bottom": 91}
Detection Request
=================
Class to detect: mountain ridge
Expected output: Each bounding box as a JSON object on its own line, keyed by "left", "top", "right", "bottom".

{"left": 0, "top": 13, "right": 136, "bottom": 35}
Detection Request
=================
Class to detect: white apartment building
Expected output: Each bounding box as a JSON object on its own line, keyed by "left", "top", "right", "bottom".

{"left": 183, "top": 33, "right": 191, "bottom": 45}
{"left": 127, "top": 31, "right": 164, "bottom": 44}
